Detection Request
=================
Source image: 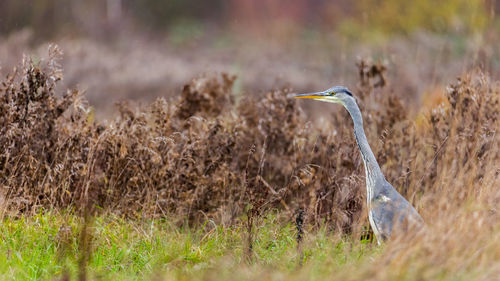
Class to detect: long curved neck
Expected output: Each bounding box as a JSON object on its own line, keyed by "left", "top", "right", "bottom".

{"left": 342, "top": 99, "right": 383, "bottom": 202}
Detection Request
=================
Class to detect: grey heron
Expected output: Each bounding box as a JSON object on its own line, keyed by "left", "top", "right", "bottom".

{"left": 292, "top": 86, "right": 424, "bottom": 243}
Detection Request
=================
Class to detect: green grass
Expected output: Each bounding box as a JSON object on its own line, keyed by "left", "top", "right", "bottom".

{"left": 0, "top": 212, "right": 377, "bottom": 281}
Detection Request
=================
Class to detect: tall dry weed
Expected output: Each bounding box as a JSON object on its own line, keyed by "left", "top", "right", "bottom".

{"left": 1, "top": 47, "right": 499, "bottom": 243}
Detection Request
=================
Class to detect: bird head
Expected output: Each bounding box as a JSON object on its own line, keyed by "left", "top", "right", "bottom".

{"left": 291, "top": 86, "right": 354, "bottom": 105}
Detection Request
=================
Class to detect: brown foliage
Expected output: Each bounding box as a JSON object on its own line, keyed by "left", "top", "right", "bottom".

{"left": 1, "top": 47, "right": 499, "bottom": 237}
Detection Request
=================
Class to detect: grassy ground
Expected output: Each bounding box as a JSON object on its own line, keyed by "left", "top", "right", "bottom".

{"left": 5, "top": 210, "right": 500, "bottom": 281}
{"left": 0, "top": 212, "right": 379, "bottom": 281}
{"left": 1, "top": 31, "right": 500, "bottom": 281}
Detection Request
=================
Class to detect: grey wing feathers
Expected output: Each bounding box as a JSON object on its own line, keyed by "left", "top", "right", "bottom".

{"left": 371, "top": 181, "right": 424, "bottom": 240}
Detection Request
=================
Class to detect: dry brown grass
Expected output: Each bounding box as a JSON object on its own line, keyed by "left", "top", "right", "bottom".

{"left": 0, "top": 45, "right": 499, "bottom": 250}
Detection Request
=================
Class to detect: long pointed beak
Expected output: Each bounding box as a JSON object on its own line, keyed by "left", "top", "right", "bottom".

{"left": 290, "top": 91, "right": 329, "bottom": 99}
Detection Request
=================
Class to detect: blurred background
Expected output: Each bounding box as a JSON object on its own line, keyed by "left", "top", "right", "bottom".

{"left": 0, "top": 0, "right": 499, "bottom": 117}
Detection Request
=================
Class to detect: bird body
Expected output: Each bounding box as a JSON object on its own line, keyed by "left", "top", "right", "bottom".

{"left": 293, "top": 86, "right": 423, "bottom": 243}
{"left": 368, "top": 179, "right": 424, "bottom": 241}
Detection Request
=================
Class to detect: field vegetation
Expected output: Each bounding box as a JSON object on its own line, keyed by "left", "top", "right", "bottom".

{"left": 1, "top": 1, "right": 500, "bottom": 280}
{"left": 0, "top": 43, "right": 499, "bottom": 280}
